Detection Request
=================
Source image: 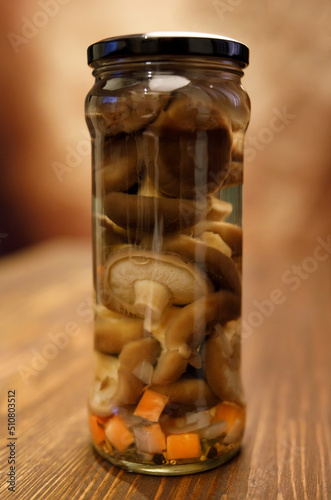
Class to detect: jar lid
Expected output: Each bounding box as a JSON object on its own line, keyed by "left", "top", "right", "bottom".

{"left": 87, "top": 32, "right": 249, "bottom": 67}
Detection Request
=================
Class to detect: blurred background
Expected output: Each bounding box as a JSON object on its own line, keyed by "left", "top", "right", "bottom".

{"left": 0, "top": 0, "right": 330, "bottom": 292}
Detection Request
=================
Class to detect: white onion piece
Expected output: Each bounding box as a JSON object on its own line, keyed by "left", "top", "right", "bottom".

{"left": 133, "top": 426, "right": 165, "bottom": 454}
{"left": 161, "top": 410, "right": 211, "bottom": 434}
{"left": 199, "top": 420, "right": 228, "bottom": 439}
{"left": 185, "top": 410, "right": 210, "bottom": 427}
{"left": 117, "top": 407, "right": 144, "bottom": 427}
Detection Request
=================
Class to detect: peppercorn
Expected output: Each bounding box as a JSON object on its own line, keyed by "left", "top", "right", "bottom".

{"left": 153, "top": 453, "right": 165, "bottom": 465}
{"left": 207, "top": 446, "right": 218, "bottom": 459}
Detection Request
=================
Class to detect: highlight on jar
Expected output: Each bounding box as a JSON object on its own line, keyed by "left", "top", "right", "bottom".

{"left": 85, "top": 33, "right": 250, "bottom": 474}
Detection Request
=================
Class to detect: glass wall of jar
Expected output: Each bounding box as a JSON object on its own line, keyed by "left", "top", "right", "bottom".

{"left": 85, "top": 33, "right": 250, "bottom": 475}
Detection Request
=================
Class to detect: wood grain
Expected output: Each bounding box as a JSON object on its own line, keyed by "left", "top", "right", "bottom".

{"left": 0, "top": 239, "right": 330, "bottom": 499}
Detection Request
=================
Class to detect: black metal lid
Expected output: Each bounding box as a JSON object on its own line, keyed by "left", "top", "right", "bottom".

{"left": 87, "top": 32, "right": 249, "bottom": 67}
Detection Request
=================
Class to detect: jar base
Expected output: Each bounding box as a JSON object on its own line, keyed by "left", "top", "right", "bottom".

{"left": 93, "top": 443, "right": 241, "bottom": 476}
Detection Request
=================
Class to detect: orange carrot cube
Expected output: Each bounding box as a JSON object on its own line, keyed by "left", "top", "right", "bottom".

{"left": 211, "top": 402, "right": 244, "bottom": 431}
{"left": 89, "top": 414, "right": 107, "bottom": 445}
{"left": 134, "top": 389, "right": 169, "bottom": 422}
{"left": 105, "top": 415, "right": 134, "bottom": 451}
{"left": 167, "top": 433, "right": 202, "bottom": 460}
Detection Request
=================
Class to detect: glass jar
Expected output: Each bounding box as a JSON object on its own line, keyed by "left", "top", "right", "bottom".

{"left": 85, "top": 32, "right": 250, "bottom": 475}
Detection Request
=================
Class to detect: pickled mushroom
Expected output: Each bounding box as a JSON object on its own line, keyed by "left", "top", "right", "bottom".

{"left": 144, "top": 306, "right": 182, "bottom": 349}
{"left": 137, "top": 175, "right": 163, "bottom": 198}
{"left": 103, "top": 192, "right": 211, "bottom": 232}
{"left": 223, "top": 135, "right": 244, "bottom": 187}
{"left": 152, "top": 350, "right": 189, "bottom": 385}
{"left": 151, "top": 291, "right": 240, "bottom": 385}
{"left": 114, "top": 337, "right": 161, "bottom": 405}
{"left": 89, "top": 352, "right": 120, "bottom": 417}
{"left": 205, "top": 197, "right": 233, "bottom": 222}
{"left": 150, "top": 379, "right": 218, "bottom": 410}
{"left": 189, "top": 221, "right": 242, "bottom": 256}
{"left": 203, "top": 321, "right": 244, "bottom": 404}
{"left": 163, "top": 291, "right": 241, "bottom": 354}
{"left": 163, "top": 234, "right": 241, "bottom": 294}
{"left": 94, "top": 308, "right": 145, "bottom": 354}
{"left": 88, "top": 84, "right": 170, "bottom": 135}
{"left": 104, "top": 249, "right": 214, "bottom": 320}
{"left": 144, "top": 88, "right": 232, "bottom": 198}
{"left": 199, "top": 231, "right": 232, "bottom": 257}
{"left": 93, "top": 135, "right": 142, "bottom": 194}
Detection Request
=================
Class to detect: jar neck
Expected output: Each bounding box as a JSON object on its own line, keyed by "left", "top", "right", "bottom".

{"left": 91, "top": 55, "right": 245, "bottom": 82}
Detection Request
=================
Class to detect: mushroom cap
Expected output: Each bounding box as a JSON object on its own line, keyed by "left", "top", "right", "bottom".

{"left": 89, "top": 352, "right": 120, "bottom": 416}
{"left": 148, "top": 87, "right": 231, "bottom": 133}
{"left": 203, "top": 321, "right": 244, "bottom": 405}
{"left": 94, "top": 308, "right": 145, "bottom": 354}
{"left": 114, "top": 337, "right": 162, "bottom": 405}
{"left": 103, "top": 192, "right": 211, "bottom": 233}
{"left": 201, "top": 222, "right": 243, "bottom": 256}
{"left": 104, "top": 248, "right": 214, "bottom": 318}
{"left": 163, "top": 290, "right": 241, "bottom": 353}
{"left": 93, "top": 134, "right": 141, "bottom": 194}
{"left": 163, "top": 234, "right": 241, "bottom": 294}
{"left": 87, "top": 82, "right": 170, "bottom": 136}
{"left": 223, "top": 133, "right": 244, "bottom": 187}
{"left": 200, "top": 231, "right": 232, "bottom": 257}
{"left": 144, "top": 87, "right": 233, "bottom": 199}
{"left": 205, "top": 197, "right": 233, "bottom": 222}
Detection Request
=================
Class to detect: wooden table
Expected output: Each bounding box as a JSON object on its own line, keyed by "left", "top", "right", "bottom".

{"left": 0, "top": 240, "right": 330, "bottom": 499}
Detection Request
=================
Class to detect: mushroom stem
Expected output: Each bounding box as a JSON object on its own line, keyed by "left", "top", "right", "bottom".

{"left": 164, "top": 291, "right": 241, "bottom": 353}
{"left": 134, "top": 280, "right": 171, "bottom": 321}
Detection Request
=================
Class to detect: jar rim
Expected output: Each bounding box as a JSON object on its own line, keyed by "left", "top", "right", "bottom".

{"left": 87, "top": 32, "right": 249, "bottom": 68}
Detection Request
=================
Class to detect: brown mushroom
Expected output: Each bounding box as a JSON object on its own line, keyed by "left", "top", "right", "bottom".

{"left": 146, "top": 305, "right": 204, "bottom": 385}
{"left": 200, "top": 231, "right": 232, "bottom": 257}
{"left": 150, "top": 379, "right": 218, "bottom": 410}
{"left": 152, "top": 291, "right": 240, "bottom": 384}
{"left": 163, "top": 291, "right": 241, "bottom": 354}
{"left": 137, "top": 174, "right": 163, "bottom": 198}
{"left": 88, "top": 84, "right": 170, "bottom": 136}
{"left": 203, "top": 320, "right": 244, "bottom": 405}
{"left": 144, "top": 88, "right": 232, "bottom": 199}
{"left": 144, "top": 305, "right": 182, "bottom": 349}
{"left": 94, "top": 308, "right": 145, "bottom": 354}
{"left": 114, "top": 337, "right": 161, "bottom": 405}
{"left": 104, "top": 248, "right": 214, "bottom": 320}
{"left": 152, "top": 350, "right": 189, "bottom": 385}
{"left": 89, "top": 352, "right": 120, "bottom": 417}
{"left": 144, "top": 306, "right": 191, "bottom": 384}
{"left": 103, "top": 192, "right": 211, "bottom": 232}
{"left": 93, "top": 215, "right": 129, "bottom": 268}
{"left": 205, "top": 197, "right": 233, "bottom": 222}
{"left": 93, "top": 135, "right": 141, "bottom": 194}
{"left": 151, "top": 291, "right": 240, "bottom": 386}
{"left": 223, "top": 133, "right": 244, "bottom": 187}
{"left": 163, "top": 234, "right": 241, "bottom": 294}
{"left": 195, "top": 222, "right": 242, "bottom": 256}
